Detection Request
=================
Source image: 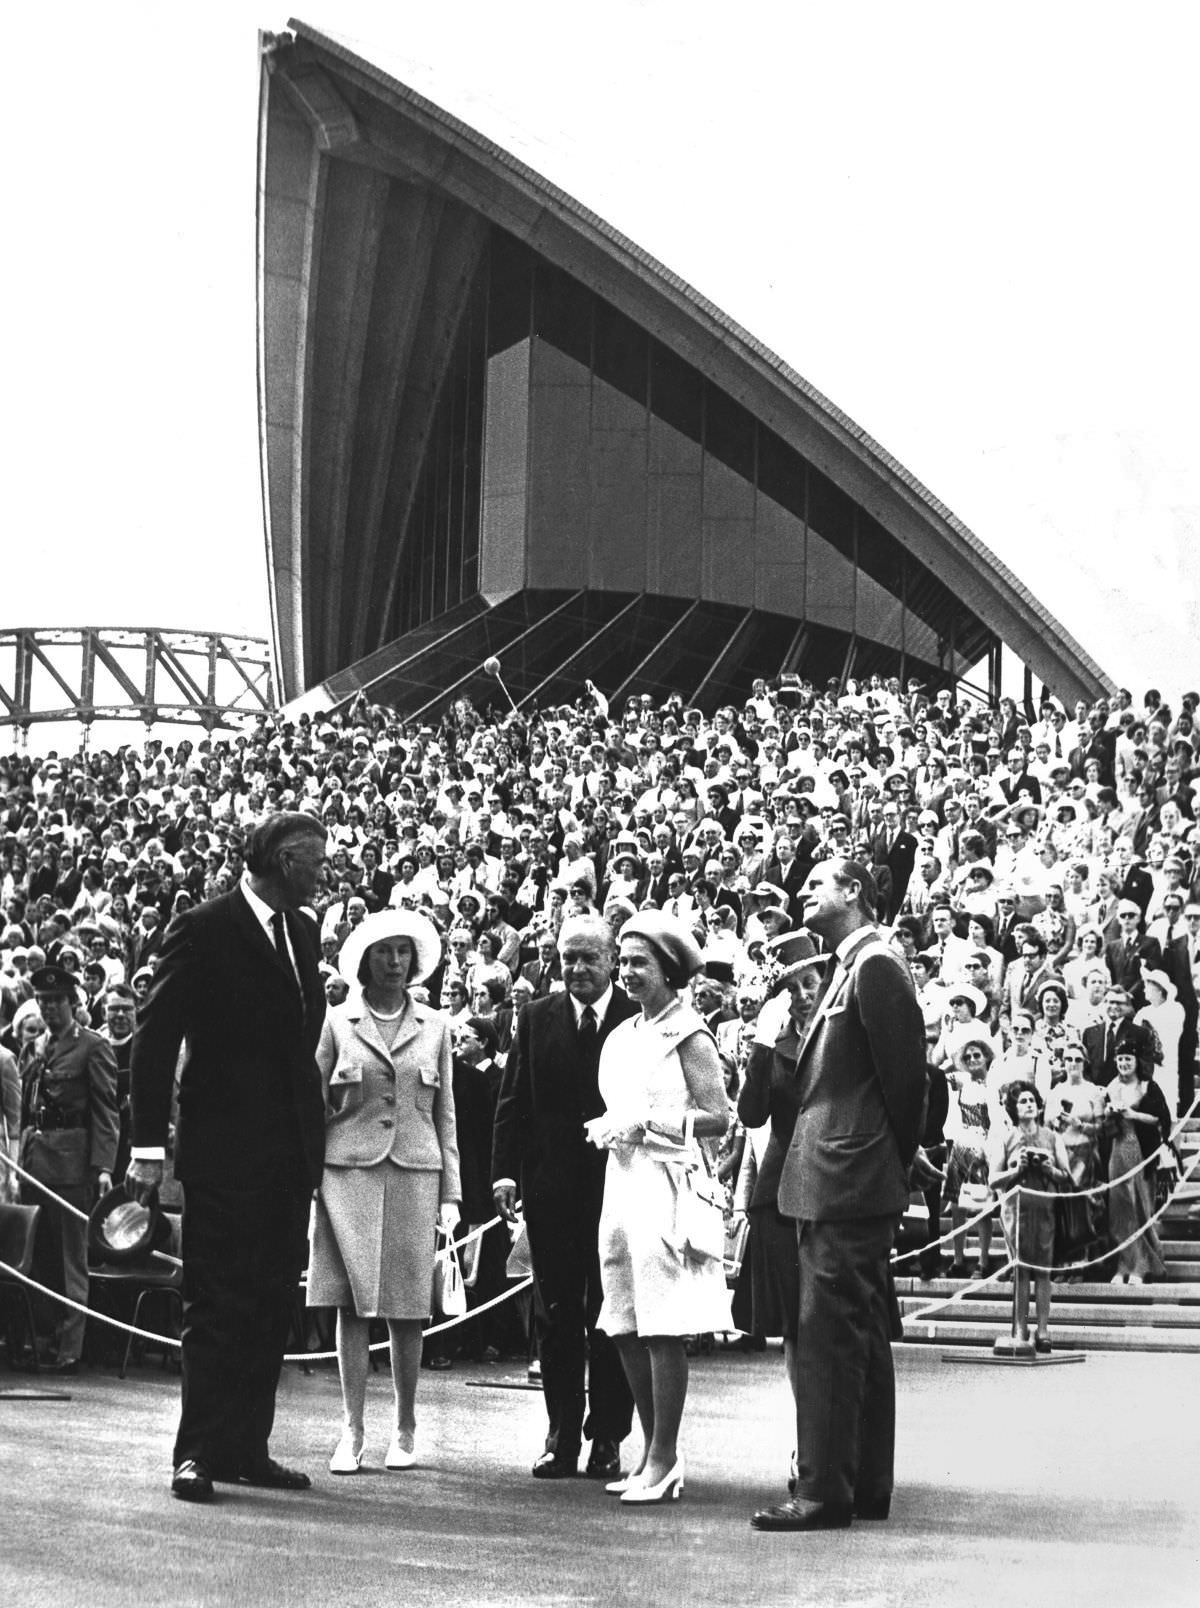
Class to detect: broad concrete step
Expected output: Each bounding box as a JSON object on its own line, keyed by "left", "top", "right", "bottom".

{"left": 895, "top": 1276, "right": 1200, "bottom": 1352}
{"left": 902, "top": 1320, "right": 1200, "bottom": 1354}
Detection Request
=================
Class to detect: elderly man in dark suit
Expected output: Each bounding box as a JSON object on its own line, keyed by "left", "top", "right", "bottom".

{"left": 520, "top": 928, "right": 562, "bottom": 999}
{"left": 753, "top": 859, "right": 926, "bottom": 1532}
{"left": 1104, "top": 901, "right": 1162, "bottom": 1010}
{"left": 126, "top": 812, "right": 328, "bottom": 1504}
{"left": 492, "top": 913, "right": 636, "bottom": 1480}
{"left": 1082, "top": 987, "right": 1151, "bottom": 1086}
{"left": 868, "top": 800, "right": 918, "bottom": 922}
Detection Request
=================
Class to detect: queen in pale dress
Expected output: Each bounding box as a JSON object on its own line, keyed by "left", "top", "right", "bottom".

{"left": 586, "top": 911, "right": 730, "bottom": 1506}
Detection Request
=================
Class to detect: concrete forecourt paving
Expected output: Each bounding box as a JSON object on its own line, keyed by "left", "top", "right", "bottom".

{"left": 1, "top": 1345, "right": 1197, "bottom": 1608}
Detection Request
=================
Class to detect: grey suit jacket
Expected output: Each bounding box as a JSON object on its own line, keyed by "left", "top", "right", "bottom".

{"left": 778, "top": 930, "right": 926, "bottom": 1222}
{"left": 317, "top": 989, "right": 460, "bottom": 1198}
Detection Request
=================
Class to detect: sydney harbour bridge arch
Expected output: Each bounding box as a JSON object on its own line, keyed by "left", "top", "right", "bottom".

{"left": 0, "top": 627, "right": 274, "bottom": 746}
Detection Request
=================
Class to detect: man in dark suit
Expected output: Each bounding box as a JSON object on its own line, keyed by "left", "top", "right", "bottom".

{"left": 994, "top": 749, "right": 1043, "bottom": 807}
{"left": 126, "top": 812, "right": 328, "bottom": 1504}
{"left": 1104, "top": 901, "right": 1161, "bottom": 1009}
{"left": 520, "top": 929, "right": 562, "bottom": 998}
{"left": 492, "top": 914, "right": 636, "bottom": 1481}
{"left": 753, "top": 859, "right": 926, "bottom": 1532}
{"left": 868, "top": 801, "right": 918, "bottom": 922}
{"left": 1082, "top": 988, "right": 1152, "bottom": 1086}
{"left": 357, "top": 843, "right": 393, "bottom": 912}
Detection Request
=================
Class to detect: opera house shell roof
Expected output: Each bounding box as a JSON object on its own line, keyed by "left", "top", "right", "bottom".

{"left": 257, "top": 21, "right": 1111, "bottom": 717}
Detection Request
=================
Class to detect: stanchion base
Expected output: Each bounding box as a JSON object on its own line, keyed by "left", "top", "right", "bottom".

{"left": 943, "top": 1346, "right": 1086, "bottom": 1367}
{"left": 463, "top": 1379, "right": 543, "bottom": 1391}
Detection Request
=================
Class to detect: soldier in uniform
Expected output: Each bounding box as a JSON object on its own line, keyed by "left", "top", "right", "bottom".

{"left": 99, "top": 983, "right": 137, "bottom": 1186}
{"left": 18, "top": 963, "right": 119, "bottom": 1372}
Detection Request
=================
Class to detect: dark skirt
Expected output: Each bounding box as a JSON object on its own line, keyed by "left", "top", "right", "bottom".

{"left": 731, "top": 1204, "right": 799, "bottom": 1340}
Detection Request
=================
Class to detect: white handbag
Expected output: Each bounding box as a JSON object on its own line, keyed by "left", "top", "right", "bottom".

{"left": 673, "top": 1112, "right": 725, "bottom": 1263}
{"left": 432, "top": 1231, "right": 468, "bottom": 1318}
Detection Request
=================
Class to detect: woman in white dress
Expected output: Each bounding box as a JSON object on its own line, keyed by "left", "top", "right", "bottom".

{"left": 1136, "top": 969, "right": 1184, "bottom": 1118}
{"left": 587, "top": 911, "right": 730, "bottom": 1506}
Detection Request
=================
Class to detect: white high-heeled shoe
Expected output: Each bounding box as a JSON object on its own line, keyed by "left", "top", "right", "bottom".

{"left": 329, "top": 1430, "right": 364, "bottom": 1474}
{"left": 620, "top": 1457, "right": 684, "bottom": 1505}
{"left": 385, "top": 1430, "right": 416, "bottom": 1470}
{"left": 605, "top": 1471, "right": 637, "bottom": 1495}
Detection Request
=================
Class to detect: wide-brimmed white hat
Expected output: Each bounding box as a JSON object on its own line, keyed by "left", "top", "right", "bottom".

{"left": 1141, "top": 968, "right": 1177, "bottom": 1004}
{"left": 338, "top": 908, "right": 442, "bottom": 987}
{"left": 944, "top": 982, "right": 987, "bottom": 1017}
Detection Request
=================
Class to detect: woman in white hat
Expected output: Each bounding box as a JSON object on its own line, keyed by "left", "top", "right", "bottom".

{"left": 730, "top": 931, "right": 829, "bottom": 1483}
{"left": 1135, "top": 969, "right": 1184, "bottom": 1118}
{"left": 309, "top": 910, "right": 461, "bottom": 1475}
{"left": 585, "top": 911, "right": 730, "bottom": 1505}
{"left": 943, "top": 1035, "right": 1002, "bottom": 1279}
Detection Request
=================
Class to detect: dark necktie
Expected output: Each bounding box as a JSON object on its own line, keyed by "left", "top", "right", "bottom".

{"left": 1105, "top": 1026, "right": 1115, "bottom": 1063}
{"left": 271, "top": 910, "right": 300, "bottom": 998}
{"left": 579, "top": 1004, "right": 597, "bottom": 1044}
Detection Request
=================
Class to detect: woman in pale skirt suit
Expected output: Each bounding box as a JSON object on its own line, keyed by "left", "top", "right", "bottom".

{"left": 309, "top": 910, "right": 461, "bottom": 1474}
{"left": 587, "top": 911, "right": 729, "bottom": 1506}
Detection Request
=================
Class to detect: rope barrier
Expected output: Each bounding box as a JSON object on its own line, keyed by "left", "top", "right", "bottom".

{"left": 0, "top": 1147, "right": 528, "bottom": 1357}
{"left": 891, "top": 1094, "right": 1200, "bottom": 1271}
{"left": 0, "top": 1147, "right": 504, "bottom": 1275}
{"left": 897, "top": 1107, "right": 1200, "bottom": 1323}
{"left": 3, "top": 1103, "right": 1196, "bottom": 1356}
{"left": 0, "top": 1253, "right": 536, "bottom": 1359}
{"left": 0, "top": 1153, "right": 184, "bottom": 1270}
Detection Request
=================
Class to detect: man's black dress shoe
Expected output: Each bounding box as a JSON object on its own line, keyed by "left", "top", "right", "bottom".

{"left": 45, "top": 1357, "right": 80, "bottom": 1376}
{"left": 853, "top": 1492, "right": 891, "bottom": 1520}
{"left": 171, "top": 1460, "right": 215, "bottom": 1503}
{"left": 751, "top": 1497, "right": 853, "bottom": 1531}
{"left": 584, "top": 1440, "right": 622, "bottom": 1480}
{"left": 531, "top": 1450, "right": 578, "bottom": 1480}
{"left": 236, "top": 1458, "right": 312, "bottom": 1491}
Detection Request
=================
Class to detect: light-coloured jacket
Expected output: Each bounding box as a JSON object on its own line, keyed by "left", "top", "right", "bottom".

{"left": 317, "top": 990, "right": 460, "bottom": 1200}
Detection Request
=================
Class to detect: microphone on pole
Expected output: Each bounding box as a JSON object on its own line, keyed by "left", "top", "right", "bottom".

{"left": 483, "top": 656, "right": 518, "bottom": 715}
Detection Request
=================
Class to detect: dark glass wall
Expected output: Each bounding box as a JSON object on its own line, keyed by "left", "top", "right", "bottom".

{"left": 394, "top": 224, "right": 981, "bottom": 680}
{"left": 387, "top": 269, "right": 488, "bottom": 639}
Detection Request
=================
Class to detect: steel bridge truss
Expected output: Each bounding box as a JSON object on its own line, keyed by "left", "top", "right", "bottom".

{"left": 0, "top": 627, "right": 275, "bottom": 736}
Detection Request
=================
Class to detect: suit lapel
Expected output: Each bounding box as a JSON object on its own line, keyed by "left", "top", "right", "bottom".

{"left": 348, "top": 1000, "right": 415, "bottom": 1068}
{"left": 796, "top": 957, "right": 847, "bottom": 1065}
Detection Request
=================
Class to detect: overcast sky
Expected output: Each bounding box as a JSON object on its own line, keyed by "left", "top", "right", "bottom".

{"left": 7, "top": 1, "right": 1198, "bottom": 709}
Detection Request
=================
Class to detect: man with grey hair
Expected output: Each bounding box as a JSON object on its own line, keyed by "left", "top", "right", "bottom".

{"left": 127, "top": 811, "right": 329, "bottom": 1504}
{"left": 492, "top": 914, "right": 636, "bottom": 1481}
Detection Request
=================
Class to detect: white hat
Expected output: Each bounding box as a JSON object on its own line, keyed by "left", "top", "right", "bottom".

{"left": 337, "top": 909, "right": 442, "bottom": 987}
{"left": 945, "top": 982, "right": 987, "bottom": 1017}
